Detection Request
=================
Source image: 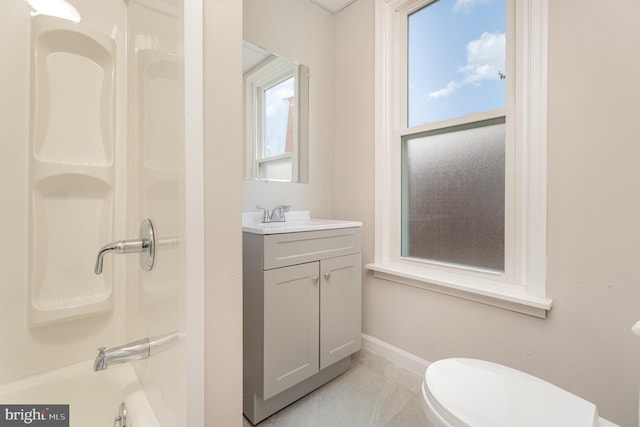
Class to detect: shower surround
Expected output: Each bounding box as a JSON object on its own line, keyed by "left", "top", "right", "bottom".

{"left": 0, "top": 0, "right": 191, "bottom": 424}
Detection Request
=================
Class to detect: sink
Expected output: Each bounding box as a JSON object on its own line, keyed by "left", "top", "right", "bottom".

{"left": 242, "top": 210, "right": 361, "bottom": 234}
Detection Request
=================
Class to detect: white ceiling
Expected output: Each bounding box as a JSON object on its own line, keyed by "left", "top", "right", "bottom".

{"left": 309, "top": 0, "right": 357, "bottom": 14}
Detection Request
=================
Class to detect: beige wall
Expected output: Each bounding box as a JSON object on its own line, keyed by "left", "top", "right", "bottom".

{"left": 242, "top": 0, "right": 335, "bottom": 219}
{"left": 204, "top": 0, "right": 244, "bottom": 425}
{"left": 333, "top": 0, "right": 376, "bottom": 271}
{"left": 333, "top": 0, "right": 640, "bottom": 426}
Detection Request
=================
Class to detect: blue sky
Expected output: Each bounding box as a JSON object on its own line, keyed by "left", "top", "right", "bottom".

{"left": 408, "top": 0, "right": 506, "bottom": 126}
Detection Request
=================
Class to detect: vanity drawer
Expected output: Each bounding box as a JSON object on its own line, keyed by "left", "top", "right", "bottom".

{"left": 263, "top": 227, "right": 361, "bottom": 270}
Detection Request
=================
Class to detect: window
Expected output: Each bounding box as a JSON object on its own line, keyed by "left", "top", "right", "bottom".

{"left": 369, "top": 0, "right": 552, "bottom": 317}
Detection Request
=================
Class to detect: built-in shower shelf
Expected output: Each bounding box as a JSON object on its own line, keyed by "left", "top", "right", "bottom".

{"left": 32, "top": 294, "right": 110, "bottom": 314}
{"left": 28, "top": 15, "right": 117, "bottom": 326}
{"left": 32, "top": 161, "right": 113, "bottom": 183}
{"left": 137, "top": 49, "right": 178, "bottom": 174}
{"left": 31, "top": 16, "right": 115, "bottom": 167}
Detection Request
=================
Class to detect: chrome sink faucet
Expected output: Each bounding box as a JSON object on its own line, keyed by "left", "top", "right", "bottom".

{"left": 256, "top": 204, "right": 291, "bottom": 223}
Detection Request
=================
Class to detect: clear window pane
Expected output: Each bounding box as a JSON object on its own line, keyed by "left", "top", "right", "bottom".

{"left": 263, "top": 76, "right": 295, "bottom": 158}
{"left": 401, "top": 118, "right": 505, "bottom": 271}
{"left": 408, "top": 0, "right": 506, "bottom": 126}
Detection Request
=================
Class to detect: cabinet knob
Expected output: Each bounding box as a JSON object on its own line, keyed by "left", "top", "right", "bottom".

{"left": 311, "top": 276, "right": 319, "bottom": 284}
{"left": 323, "top": 272, "right": 331, "bottom": 279}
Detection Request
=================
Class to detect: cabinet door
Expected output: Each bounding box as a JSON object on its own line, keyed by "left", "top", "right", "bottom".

{"left": 320, "top": 254, "right": 361, "bottom": 370}
{"left": 263, "top": 261, "right": 319, "bottom": 400}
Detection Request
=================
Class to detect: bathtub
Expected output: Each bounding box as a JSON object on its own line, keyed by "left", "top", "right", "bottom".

{"left": 0, "top": 360, "right": 160, "bottom": 427}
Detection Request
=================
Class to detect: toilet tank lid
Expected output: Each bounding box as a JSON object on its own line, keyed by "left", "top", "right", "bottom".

{"left": 425, "top": 358, "right": 598, "bottom": 427}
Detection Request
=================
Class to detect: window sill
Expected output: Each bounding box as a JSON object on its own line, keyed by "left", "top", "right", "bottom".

{"left": 365, "top": 262, "right": 553, "bottom": 318}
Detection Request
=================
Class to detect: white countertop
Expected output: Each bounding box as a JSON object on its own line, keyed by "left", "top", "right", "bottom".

{"left": 242, "top": 210, "right": 362, "bottom": 235}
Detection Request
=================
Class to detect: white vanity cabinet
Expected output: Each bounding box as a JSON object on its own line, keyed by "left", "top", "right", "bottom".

{"left": 243, "top": 226, "right": 361, "bottom": 425}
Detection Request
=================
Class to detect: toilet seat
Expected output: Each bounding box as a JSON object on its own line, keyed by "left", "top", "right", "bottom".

{"left": 423, "top": 358, "right": 599, "bottom": 427}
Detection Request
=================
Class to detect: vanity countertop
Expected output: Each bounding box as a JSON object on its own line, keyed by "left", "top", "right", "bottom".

{"left": 242, "top": 210, "right": 362, "bottom": 235}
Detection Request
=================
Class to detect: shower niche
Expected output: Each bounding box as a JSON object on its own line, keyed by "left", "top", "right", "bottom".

{"left": 28, "top": 16, "right": 117, "bottom": 326}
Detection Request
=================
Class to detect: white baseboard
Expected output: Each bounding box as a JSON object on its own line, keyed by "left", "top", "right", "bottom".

{"left": 360, "top": 333, "right": 431, "bottom": 377}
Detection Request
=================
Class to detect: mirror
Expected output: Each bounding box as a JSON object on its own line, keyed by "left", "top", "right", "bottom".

{"left": 243, "top": 41, "right": 309, "bottom": 183}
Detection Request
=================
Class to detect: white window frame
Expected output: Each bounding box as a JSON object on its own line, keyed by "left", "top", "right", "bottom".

{"left": 245, "top": 57, "right": 300, "bottom": 182}
{"left": 367, "top": 0, "right": 552, "bottom": 318}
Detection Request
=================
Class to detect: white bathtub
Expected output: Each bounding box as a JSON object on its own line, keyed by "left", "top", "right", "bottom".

{"left": 0, "top": 360, "right": 160, "bottom": 427}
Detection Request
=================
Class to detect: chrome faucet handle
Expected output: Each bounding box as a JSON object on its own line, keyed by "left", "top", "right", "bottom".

{"left": 256, "top": 205, "right": 270, "bottom": 223}
{"left": 94, "top": 219, "right": 156, "bottom": 274}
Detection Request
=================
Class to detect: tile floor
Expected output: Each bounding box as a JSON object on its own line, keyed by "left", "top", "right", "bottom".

{"left": 243, "top": 350, "right": 432, "bottom": 427}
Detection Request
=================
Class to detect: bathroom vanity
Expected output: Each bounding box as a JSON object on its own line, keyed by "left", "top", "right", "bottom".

{"left": 242, "top": 212, "right": 362, "bottom": 424}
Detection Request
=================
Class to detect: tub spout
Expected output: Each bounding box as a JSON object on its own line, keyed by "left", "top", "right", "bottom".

{"left": 94, "top": 338, "right": 150, "bottom": 371}
{"left": 94, "top": 332, "right": 179, "bottom": 372}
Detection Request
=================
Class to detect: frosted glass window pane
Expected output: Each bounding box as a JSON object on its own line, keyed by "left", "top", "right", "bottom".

{"left": 263, "top": 77, "right": 295, "bottom": 158}
{"left": 408, "top": 0, "right": 506, "bottom": 126}
{"left": 401, "top": 118, "right": 505, "bottom": 271}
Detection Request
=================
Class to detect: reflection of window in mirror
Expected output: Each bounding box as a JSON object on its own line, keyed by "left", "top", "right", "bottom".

{"left": 254, "top": 62, "right": 298, "bottom": 181}
{"left": 243, "top": 42, "right": 309, "bottom": 183}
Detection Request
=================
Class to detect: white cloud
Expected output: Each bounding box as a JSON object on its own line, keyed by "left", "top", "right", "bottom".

{"left": 428, "top": 81, "right": 461, "bottom": 99}
{"left": 428, "top": 31, "right": 505, "bottom": 99}
{"left": 461, "top": 32, "right": 505, "bottom": 83}
{"left": 453, "top": 0, "right": 494, "bottom": 13}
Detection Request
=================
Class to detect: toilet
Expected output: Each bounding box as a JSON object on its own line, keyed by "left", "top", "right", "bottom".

{"left": 421, "top": 358, "right": 619, "bottom": 427}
